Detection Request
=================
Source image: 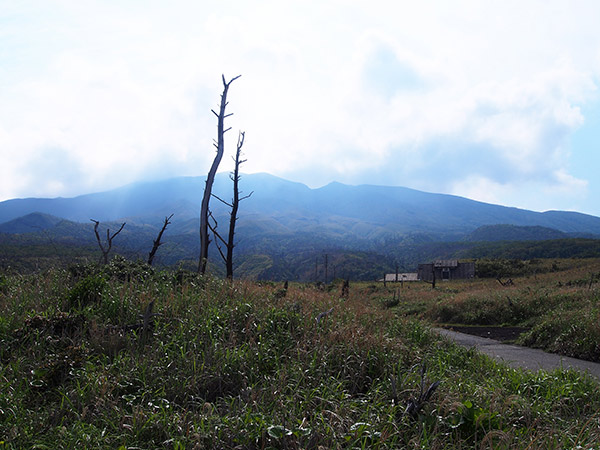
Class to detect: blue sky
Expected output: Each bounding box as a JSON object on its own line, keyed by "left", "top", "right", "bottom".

{"left": 1, "top": 1, "right": 600, "bottom": 216}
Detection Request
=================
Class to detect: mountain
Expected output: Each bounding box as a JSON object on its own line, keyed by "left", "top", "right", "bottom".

{"left": 466, "top": 224, "right": 569, "bottom": 242}
{"left": 2, "top": 173, "right": 600, "bottom": 238}
{"left": 2, "top": 173, "right": 600, "bottom": 278}
{"left": 0, "top": 212, "right": 64, "bottom": 234}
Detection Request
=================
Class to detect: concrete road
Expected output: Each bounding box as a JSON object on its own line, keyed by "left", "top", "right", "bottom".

{"left": 436, "top": 328, "right": 600, "bottom": 381}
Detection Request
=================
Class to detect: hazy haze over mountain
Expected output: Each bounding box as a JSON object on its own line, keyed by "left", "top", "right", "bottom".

{"left": 2, "top": 173, "right": 600, "bottom": 241}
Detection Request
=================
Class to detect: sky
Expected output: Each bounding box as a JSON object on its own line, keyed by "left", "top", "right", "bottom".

{"left": 2, "top": 1, "right": 600, "bottom": 216}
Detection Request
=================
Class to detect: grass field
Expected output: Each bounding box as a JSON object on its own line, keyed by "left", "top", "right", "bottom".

{"left": 1, "top": 258, "right": 600, "bottom": 448}
{"left": 371, "top": 258, "right": 600, "bottom": 362}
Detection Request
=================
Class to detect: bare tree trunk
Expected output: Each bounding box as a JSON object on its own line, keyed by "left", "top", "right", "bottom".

{"left": 225, "top": 132, "right": 250, "bottom": 278}
{"left": 209, "top": 131, "right": 252, "bottom": 279}
{"left": 90, "top": 219, "right": 126, "bottom": 265}
{"left": 198, "top": 74, "right": 241, "bottom": 275}
{"left": 148, "top": 214, "right": 173, "bottom": 266}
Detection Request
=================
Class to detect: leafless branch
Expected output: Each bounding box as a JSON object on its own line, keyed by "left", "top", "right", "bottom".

{"left": 240, "top": 191, "right": 254, "bottom": 201}
{"left": 211, "top": 193, "right": 233, "bottom": 208}
{"left": 207, "top": 211, "right": 227, "bottom": 263}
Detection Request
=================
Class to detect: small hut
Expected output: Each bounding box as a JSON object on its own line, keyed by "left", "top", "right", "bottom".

{"left": 417, "top": 260, "right": 475, "bottom": 281}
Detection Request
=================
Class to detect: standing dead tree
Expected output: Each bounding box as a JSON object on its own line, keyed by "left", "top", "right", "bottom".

{"left": 209, "top": 131, "right": 253, "bottom": 279}
{"left": 147, "top": 214, "right": 174, "bottom": 266}
{"left": 90, "top": 219, "right": 126, "bottom": 265}
{"left": 198, "top": 74, "right": 241, "bottom": 275}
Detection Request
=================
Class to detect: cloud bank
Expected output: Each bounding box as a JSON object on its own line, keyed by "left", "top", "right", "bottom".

{"left": 1, "top": 1, "right": 600, "bottom": 215}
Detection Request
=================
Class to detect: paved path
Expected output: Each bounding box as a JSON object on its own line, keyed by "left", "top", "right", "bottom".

{"left": 435, "top": 328, "right": 600, "bottom": 381}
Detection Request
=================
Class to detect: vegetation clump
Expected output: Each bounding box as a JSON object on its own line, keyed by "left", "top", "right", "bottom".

{"left": 66, "top": 274, "right": 107, "bottom": 309}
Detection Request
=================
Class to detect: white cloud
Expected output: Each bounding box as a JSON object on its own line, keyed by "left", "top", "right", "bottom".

{"left": 1, "top": 0, "right": 600, "bottom": 216}
{"left": 449, "top": 175, "right": 508, "bottom": 206}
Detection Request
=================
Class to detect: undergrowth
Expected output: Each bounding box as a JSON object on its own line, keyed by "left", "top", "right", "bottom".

{"left": 0, "top": 262, "right": 599, "bottom": 448}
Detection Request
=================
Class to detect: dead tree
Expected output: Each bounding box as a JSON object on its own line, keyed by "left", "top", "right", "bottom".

{"left": 198, "top": 74, "right": 241, "bottom": 275}
{"left": 208, "top": 131, "right": 253, "bottom": 279}
{"left": 147, "top": 214, "right": 173, "bottom": 266}
{"left": 90, "top": 219, "right": 126, "bottom": 265}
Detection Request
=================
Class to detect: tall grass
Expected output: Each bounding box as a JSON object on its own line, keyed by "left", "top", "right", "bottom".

{"left": 1, "top": 261, "right": 599, "bottom": 448}
{"left": 369, "top": 259, "right": 600, "bottom": 361}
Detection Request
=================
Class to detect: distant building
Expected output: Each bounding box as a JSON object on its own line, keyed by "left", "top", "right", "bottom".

{"left": 381, "top": 273, "right": 419, "bottom": 283}
{"left": 418, "top": 260, "right": 475, "bottom": 281}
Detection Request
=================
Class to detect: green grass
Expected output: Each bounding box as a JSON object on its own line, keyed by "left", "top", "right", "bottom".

{"left": 1, "top": 260, "right": 600, "bottom": 448}
{"left": 372, "top": 259, "right": 600, "bottom": 361}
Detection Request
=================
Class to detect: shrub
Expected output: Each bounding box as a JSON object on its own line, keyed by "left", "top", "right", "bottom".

{"left": 100, "top": 256, "right": 155, "bottom": 282}
{"left": 476, "top": 259, "right": 527, "bottom": 278}
{"left": 66, "top": 274, "right": 107, "bottom": 309}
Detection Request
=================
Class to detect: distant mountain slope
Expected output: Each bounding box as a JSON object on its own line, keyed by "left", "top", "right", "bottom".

{"left": 3, "top": 191, "right": 600, "bottom": 279}
{"left": 1, "top": 173, "right": 600, "bottom": 242}
{"left": 466, "top": 224, "right": 568, "bottom": 242}
{"left": 0, "top": 212, "right": 64, "bottom": 234}
{"left": 462, "top": 238, "right": 600, "bottom": 260}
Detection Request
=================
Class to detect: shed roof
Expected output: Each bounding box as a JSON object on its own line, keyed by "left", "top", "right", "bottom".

{"left": 382, "top": 273, "right": 419, "bottom": 282}
{"left": 433, "top": 260, "right": 458, "bottom": 268}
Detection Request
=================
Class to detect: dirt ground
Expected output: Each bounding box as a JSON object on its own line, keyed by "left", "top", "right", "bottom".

{"left": 443, "top": 326, "right": 529, "bottom": 343}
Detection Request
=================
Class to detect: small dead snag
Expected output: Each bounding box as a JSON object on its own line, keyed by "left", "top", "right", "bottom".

{"left": 497, "top": 277, "right": 514, "bottom": 287}
{"left": 147, "top": 214, "right": 173, "bottom": 266}
{"left": 90, "top": 219, "right": 126, "bottom": 265}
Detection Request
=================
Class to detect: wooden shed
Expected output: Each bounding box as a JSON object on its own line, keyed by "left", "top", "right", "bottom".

{"left": 417, "top": 260, "right": 475, "bottom": 281}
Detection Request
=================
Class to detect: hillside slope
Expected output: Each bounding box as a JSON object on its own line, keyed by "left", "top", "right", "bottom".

{"left": 2, "top": 173, "right": 600, "bottom": 240}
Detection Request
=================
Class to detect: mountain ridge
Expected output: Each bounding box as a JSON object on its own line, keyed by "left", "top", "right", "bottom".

{"left": 2, "top": 173, "right": 600, "bottom": 239}
{"left": 3, "top": 173, "right": 600, "bottom": 279}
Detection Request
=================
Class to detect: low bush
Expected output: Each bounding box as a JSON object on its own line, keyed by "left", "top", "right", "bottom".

{"left": 66, "top": 274, "right": 107, "bottom": 309}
